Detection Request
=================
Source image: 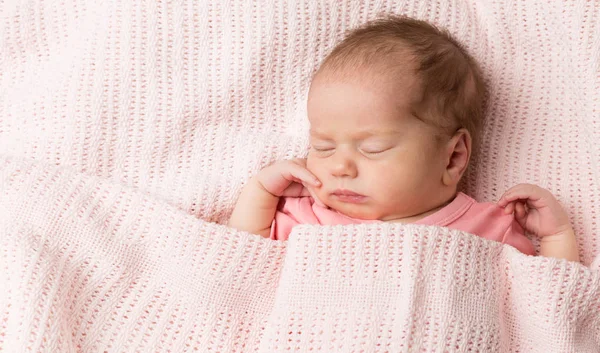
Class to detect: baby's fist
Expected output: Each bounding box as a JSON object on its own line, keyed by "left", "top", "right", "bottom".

{"left": 498, "top": 184, "right": 572, "bottom": 238}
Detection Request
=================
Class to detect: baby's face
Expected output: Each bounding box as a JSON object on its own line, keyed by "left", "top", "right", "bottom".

{"left": 306, "top": 72, "right": 451, "bottom": 221}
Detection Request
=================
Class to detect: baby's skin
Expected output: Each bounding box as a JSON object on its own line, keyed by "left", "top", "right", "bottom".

{"left": 229, "top": 73, "right": 579, "bottom": 262}
{"left": 229, "top": 16, "right": 579, "bottom": 263}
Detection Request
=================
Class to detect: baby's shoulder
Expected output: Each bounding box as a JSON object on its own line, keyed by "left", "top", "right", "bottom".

{"left": 463, "top": 195, "right": 514, "bottom": 223}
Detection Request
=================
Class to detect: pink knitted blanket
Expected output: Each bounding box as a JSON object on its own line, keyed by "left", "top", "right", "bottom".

{"left": 1, "top": 0, "right": 599, "bottom": 351}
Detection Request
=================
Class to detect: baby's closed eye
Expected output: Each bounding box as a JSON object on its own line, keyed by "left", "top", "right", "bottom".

{"left": 311, "top": 145, "right": 334, "bottom": 151}
{"left": 359, "top": 142, "right": 394, "bottom": 154}
{"left": 310, "top": 144, "right": 335, "bottom": 154}
{"left": 310, "top": 144, "right": 336, "bottom": 157}
{"left": 360, "top": 146, "right": 389, "bottom": 154}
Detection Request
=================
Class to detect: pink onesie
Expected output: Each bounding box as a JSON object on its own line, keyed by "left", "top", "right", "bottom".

{"left": 270, "top": 192, "right": 535, "bottom": 255}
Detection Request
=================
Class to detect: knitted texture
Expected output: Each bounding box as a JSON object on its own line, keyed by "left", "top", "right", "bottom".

{"left": 0, "top": 0, "right": 599, "bottom": 352}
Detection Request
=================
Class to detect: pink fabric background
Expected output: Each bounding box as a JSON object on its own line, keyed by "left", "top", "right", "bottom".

{"left": 1, "top": 1, "right": 599, "bottom": 351}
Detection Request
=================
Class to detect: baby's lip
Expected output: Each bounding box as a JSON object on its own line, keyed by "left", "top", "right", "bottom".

{"left": 330, "top": 189, "right": 367, "bottom": 204}
{"left": 331, "top": 189, "right": 364, "bottom": 197}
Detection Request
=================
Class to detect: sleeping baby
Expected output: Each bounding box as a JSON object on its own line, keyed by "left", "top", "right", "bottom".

{"left": 229, "top": 16, "right": 579, "bottom": 262}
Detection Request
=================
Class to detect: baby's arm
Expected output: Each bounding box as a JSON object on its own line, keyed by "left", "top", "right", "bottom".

{"left": 228, "top": 159, "right": 321, "bottom": 238}
{"left": 498, "top": 184, "right": 579, "bottom": 262}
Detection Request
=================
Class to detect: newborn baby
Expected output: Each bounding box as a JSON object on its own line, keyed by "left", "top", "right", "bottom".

{"left": 229, "top": 16, "right": 579, "bottom": 262}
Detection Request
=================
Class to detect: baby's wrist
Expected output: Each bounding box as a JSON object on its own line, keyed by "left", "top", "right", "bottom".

{"left": 540, "top": 225, "right": 575, "bottom": 241}
{"left": 539, "top": 226, "right": 579, "bottom": 262}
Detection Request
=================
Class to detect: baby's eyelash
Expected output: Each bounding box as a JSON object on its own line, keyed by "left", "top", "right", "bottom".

{"left": 311, "top": 146, "right": 334, "bottom": 152}
{"left": 361, "top": 146, "right": 390, "bottom": 154}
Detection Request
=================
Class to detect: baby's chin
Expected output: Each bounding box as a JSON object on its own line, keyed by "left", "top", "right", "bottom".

{"left": 326, "top": 201, "right": 381, "bottom": 221}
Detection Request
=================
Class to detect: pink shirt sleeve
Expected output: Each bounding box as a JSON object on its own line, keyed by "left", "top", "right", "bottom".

{"left": 501, "top": 220, "right": 536, "bottom": 256}
{"left": 419, "top": 193, "right": 536, "bottom": 256}
{"left": 447, "top": 201, "right": 536, "bottom": 255}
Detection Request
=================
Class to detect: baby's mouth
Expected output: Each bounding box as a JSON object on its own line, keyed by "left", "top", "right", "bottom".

{"left": 330, "top": 189, "right": 367, "bottom": 204}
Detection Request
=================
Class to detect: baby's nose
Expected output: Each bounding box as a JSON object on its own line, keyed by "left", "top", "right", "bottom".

{"left": 331, "top": 153, "right": 358, "bottom": 178}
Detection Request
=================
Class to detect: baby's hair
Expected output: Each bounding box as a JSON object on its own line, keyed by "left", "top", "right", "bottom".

{"left": 318, "top": 15, "right": 486, "bottom": 148}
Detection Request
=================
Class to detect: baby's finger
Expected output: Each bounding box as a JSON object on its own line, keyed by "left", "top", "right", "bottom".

{"left": 515, "top": 202, "right": 528, "bottom": 224}
{"left": 298, "top": 187, "right": 312, "bottom": 197}
{"left": 498, "top": 184, "right": 540, "bottom": 206}
{"left": 286, "top": 163, "right": 321, "bottom": 187}
{"left": 281, "top": 182, "right": 306, "bottom": 197}
{"left": 503, "top": 201, "right": 515, "bottom": 214}
{"left": 303, "top": 183, "right": 327, "bottom": 207}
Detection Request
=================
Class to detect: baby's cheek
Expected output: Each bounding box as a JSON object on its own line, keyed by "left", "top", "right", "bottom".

{"left": 305, "top": 155, "right": 317, "bottom": 172}
{"left": 306, "top": 158, "right": 325, "bottom": 179}
{"left": 369, "top": 165, "right": 411, "bottom": 195}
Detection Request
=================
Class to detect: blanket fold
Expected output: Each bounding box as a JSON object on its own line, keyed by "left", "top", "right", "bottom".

{"left": 1, "top": 156, "right": 598, "bottom": 352}
{"left": 2, "top": 0, "right": 600, "bottom": 351}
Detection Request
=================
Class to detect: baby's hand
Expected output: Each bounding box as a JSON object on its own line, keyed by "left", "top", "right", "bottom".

{"left": 256, "top": 159, "right": 321, "bottom": 198}
{"left": 498, "top": 184, "right": 572, "bottom": 238}
{"left": 229, "top": 159, "right": 323, "bottom": 238}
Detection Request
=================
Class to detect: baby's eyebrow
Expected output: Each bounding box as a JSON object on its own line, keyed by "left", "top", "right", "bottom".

{"left": 309, "top": 129, "right": 403, "bottom": 139}
{"left": 309, "top": 130, "right": 330, "bottom": 138}
{"left": 358, "top": 130, "right": 403, "bottom": 138}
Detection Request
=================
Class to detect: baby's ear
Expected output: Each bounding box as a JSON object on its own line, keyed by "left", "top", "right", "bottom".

{"left": 442, "top": 128, "right": 472, "bottom": 186}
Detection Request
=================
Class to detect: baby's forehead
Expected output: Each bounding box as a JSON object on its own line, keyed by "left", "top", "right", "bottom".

{"left": 307, "top": 73, "right": 451, "bottom": 137}
{"left": 309, "top": 71, "right": 423, "bottom": 121}
{"left": 310, "top": 124, "right": 402, "bottom": 136}
{"left": 314, "top": 50, "right": 418, "bottom": 84}
{"left": 308, "top": 103, "right": 420, "bottom": 140}
{"left": 309, "top": 66, "right": 423, "bottom": 108}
